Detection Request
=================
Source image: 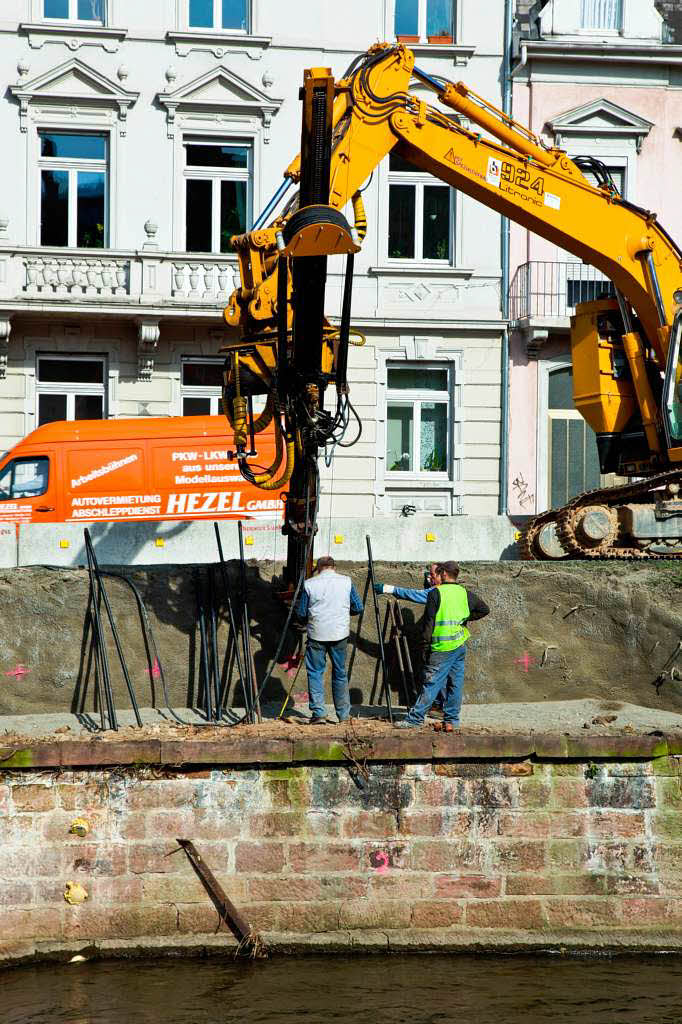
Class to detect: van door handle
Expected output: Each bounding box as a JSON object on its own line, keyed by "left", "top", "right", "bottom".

{"left": 35, "top": 505, "right": 55, "bottom": 512}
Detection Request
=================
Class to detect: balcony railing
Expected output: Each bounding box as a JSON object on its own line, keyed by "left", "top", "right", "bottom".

{"left": 0, "top": 246, "right": 240, "bottom": 311}
{"left": 509, "top": 261, "right": 615, "bottom": 322}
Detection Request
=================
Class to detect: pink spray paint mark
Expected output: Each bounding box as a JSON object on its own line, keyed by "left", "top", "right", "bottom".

{"left": 373, "top": 851, "right": 389, "bottom": 875}
{"left": 147, "top": 657, "right": 161, "bottom": 679}
{"left": 514, "top": 652, "right": 536, "bottom": 673}
{"left": 5, "top": 665, "right": 29, "bottom": 680}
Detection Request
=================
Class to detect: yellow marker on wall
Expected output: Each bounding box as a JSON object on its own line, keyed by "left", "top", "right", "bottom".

{"left": 59, "top": 539, "right": 70, "bottom": 549}
{"left": 334, "top": 534, "right": 344, "bottom": 544}
{"left": 155, "top": 538, "right": 165, "bottom": 548}
{"left": 425, "top": 532, "right": 436, "bottom": 542}
{"left": 245, "top": 535, "right": 254, "bottom": 545}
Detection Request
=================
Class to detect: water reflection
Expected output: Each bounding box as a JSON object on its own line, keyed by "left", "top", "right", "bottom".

{"left": 4, "top": 953, "right": 682, "bottom": 1024}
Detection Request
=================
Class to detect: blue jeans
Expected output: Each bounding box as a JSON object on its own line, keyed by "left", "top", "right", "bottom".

{"left": 406, "top": 645, "right": 467, "bottom": 725}
{"left": 305, "top": 637, "right": 351, "bottom": 721}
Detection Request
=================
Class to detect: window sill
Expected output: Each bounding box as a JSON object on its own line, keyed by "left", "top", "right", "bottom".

{"left": 369, "top": 264, "right": 474, "bottom": 278}
{"left": 19, "top": 22, "right": 128, "bottom": 51}
{"left": 166, "top": 30, "right": 271, "bottom": 58}
{"left": 402, "top": 42, "right": 475, "bottom": 64}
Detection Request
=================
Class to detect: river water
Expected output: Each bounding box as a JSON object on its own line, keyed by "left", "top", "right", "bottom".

{"left": 4, "top": 953, "right": 682, "bottom": 1024}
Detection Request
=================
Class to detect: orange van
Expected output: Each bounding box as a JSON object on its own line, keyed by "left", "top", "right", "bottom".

{"left": 0, "top": 416, "right": 281, "bottom": 526}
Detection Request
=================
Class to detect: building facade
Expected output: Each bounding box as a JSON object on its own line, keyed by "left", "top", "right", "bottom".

{"left": 508, "top": 0, "right": 682, "bottom": 516}
{"left": 0, "top": 0, "right": 508, "bottom": 525}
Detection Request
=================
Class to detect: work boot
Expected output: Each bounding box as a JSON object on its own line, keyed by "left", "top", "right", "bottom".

{"left": 308, "top": 716, "right": 329, "bottom": 725}
{"left": 443, "top": 722, "right": 457, "bottom": 733}
{"left": 427, "top": 706, "right": 444, "bottom": 721}
{"left": 394, "top": 718, "right": 423, "bottom": 729}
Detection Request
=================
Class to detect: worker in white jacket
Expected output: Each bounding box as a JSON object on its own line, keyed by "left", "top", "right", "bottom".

{"left": 295, "top": 555, "right": 364, "bottom": 724}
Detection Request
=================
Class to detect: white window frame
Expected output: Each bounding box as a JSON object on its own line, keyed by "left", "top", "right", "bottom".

{"left": 183, "top": 137, "right": 252, "bottom": 254}
{"left": 180, "top": 356, "right": 223, "bottom": 416}
{"left": 41, "top": 0, "right": 107, "bottom": 24}
{"left": 385, "top": 361, "right": 452, "bottom": 480}
{"left": 36, "top": 354, "right": 108, "bottom": 424}
{"left": 387, "top": 160, "right": 455, "bottom": 265}
{"left": 38, "top": 130, "right": 109, "bottom": 249}
{"left": 187, "top": 0, "right": 251, "bottom": 32}
{"left": 393, "top": 0, "right": 457, "bottom": 42}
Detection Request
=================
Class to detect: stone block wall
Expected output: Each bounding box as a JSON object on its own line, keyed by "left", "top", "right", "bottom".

{"left": 2, "top": 748, "right": 682, "bottom": 963}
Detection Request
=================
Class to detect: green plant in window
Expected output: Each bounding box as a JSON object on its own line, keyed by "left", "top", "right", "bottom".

{"left": 423, "top": 450, "right": 446, "bottom": 471}
{"left": 434, "top": 239, "right": 449, "bottom": 260}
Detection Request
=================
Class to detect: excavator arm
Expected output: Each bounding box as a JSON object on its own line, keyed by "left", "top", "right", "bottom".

{"left": 222, "top": 43, "right": 682, "bottom": 569}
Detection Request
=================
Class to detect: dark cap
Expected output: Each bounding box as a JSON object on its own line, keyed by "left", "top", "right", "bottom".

{"left": 436, "top": 561, "right": 460, "bottom": 580}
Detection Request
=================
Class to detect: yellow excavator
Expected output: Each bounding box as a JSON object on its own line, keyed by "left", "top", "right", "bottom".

{"left": 221, "top": 43, "right": 682, "bottom": 579}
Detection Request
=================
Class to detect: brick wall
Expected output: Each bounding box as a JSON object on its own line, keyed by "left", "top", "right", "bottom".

{"left": 2, "top": 751, "right": 682, "bottom": 963}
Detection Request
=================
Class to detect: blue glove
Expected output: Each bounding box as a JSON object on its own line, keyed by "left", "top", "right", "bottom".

{"left": 373, "top": 583, "right": 384, "bottom": 595}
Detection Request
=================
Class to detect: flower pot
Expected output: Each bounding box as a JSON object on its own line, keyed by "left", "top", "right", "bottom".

{"left": 396, "top": 34, "right": 419, "bottom": 42}
{"left": 428, "top": 34, "right": 453, "bottom": 43}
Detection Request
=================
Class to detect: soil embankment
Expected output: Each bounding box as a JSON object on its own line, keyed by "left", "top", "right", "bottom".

{"left": 0, "top": 561, "right": 680, "bottom": 717}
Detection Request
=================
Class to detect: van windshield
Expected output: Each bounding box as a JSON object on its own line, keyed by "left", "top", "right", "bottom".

{"left": 0, "top": 457, "right": 49, "bottom": 500}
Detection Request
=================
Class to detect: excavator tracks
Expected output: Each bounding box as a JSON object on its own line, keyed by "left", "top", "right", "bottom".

{"left": 520, "top": 468, "right": 682, "bottom": 560}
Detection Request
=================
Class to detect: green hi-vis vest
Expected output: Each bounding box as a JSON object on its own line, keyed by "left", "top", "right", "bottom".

{"left": 431, "top": 583, "right": 470, "bottom": 653}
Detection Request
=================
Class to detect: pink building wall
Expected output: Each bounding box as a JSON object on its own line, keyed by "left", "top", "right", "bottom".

{"left": 507, "top": 73, "right": 682, "bottom": 515}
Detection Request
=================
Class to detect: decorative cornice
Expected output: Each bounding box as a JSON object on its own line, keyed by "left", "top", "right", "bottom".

{"left": 19, "top": 21, "right": 128, "bottom": 53}
{"left": 165, "top": 29, "right": 271, "bottom": 60}
{"left": 156, "top": 64, "right": 281, "bottom": 140}
{"left": 9, "top": 57, "right": 139, "bottom": 135}
{"left": 546, "top": 98, "right": 654, "bottom": 153}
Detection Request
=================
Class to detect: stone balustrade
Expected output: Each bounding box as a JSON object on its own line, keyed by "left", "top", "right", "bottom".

{"left": 24, "top": 254, "right": 131, "bottom": 297}
{"left": 0, "top": 246, "right": 240, "bottom": 311}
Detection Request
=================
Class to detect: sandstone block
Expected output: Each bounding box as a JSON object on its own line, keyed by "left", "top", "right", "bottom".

{"left": 279, "top": 900, "right": 341, "bottom": 933}
{"left": 435, "top": 874, "right": 502, "bottom": 899}
{"left": 410, "top": 840, "right": 483, "bottom": 873}
{"left": 338, "top": 898, "right": 412, "bottom": 931}
{"left": 490, "top": 839, "right": 546, "bottom": 873}
{"left": 235, "top": 842, "right": 285, "bottom": 874}
{"left": 505, "top": 874, "right": 606, "bottom": 896}
{"left": 545, "top": 897, "right": 622, "bottom": 929}
{"left": 11, "top": 784, "right": 55, "bottom": 813}
{"left": 411, "top": 900, "right": 463, "bottom": 928}
{"left": 587, "top": 811, "right": 646, "bottom": 839}
{"left": 465, "top": 899, "right": 545, "bottom": 929}
{"left": 342, "top": 811, "right": 397, "bottom": 840}
{"left": 398, "top": 812, "right": 444, "bottom": 837}
{"left": 288, "top": 843, "right": 360, "bottom": 873}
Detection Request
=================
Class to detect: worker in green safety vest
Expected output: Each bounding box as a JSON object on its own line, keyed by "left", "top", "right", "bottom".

{"left": 395, "top": 560, "right": 489, "bottom": 731}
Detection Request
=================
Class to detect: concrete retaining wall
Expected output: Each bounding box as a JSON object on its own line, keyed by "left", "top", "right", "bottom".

{"left": 2, "top": 735, "right": 682, "bottom": 962}
{"left": 12, "top": 516, "right": 518, "bottom": 569}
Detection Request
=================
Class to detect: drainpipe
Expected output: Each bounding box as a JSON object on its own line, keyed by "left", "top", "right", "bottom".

{"left": 498, "top": 0, "right": 513, "bottom": 516}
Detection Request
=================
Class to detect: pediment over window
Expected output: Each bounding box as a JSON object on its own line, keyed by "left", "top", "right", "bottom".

{"left": 546, "top": 98, "right": 653, "bottom": 152}
{"left": 157, "top": 65, "right": 282, "bottom": 140}
{"left": 9, "top": 58, "right": 139, "bottom": 135}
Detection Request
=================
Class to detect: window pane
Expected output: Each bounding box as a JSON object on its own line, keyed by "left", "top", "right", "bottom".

{"left": 420, "top": 402, "right": 448, "bottom": 471}
{"left": 567, "top": 419, "right": 583, "bottom": 498}
{"left": 387, "top": 404, "right": 413, "bottom": 471}
{"left": 44, "top": 0, "right": 68, "bottom": 16}
{"left": 184, "top": 397, "right": 213, "bottom": 416}
{"left": 75, "top": 395, "right": 103, "bottom": 419}
{"left": 583, "top": 165, "right": 624, "bottom": 195}
{"left": 186, "top": 179, "right": 213, "bottom": 252}
{"left": 40, "top": 132, "right": 106, "bottom": 160}
{"left": 78, "top": 0, "right": 104, "bottom": 20}
{"left": 388, "top": 184, "right": 415, "bottom": 259}
{"left": 389, "top": 152, "right": 418, "bottom": 173}
{"left": 427, "top": 0, "right": 453, "bottom": 36}
{"left": 585, "top": 426, "right": 601, "bottom": 491}
{"left": 550, "top": 417, "right": 567, "bottom": 508}
{"left": 41, "top": 171, "right": 69, "bottom": 247}
{"left": 423, "top": 186, "right": 450, "bottom": 260}
{"left": 0, "top": 463, "right": 11, "bottom": 499}
{"left": 186, "top": 144, "right": 249, "bottom": 169}
{"left": 221, "top": 180, "right": 247, "bottom": 250}
{"left": 182, "top": 362, "right": 224, "bottom": 388}
{"left": 38, "top": 393, "right": 67, "bottom": 426}
{"left": 395, "top": 0, "right": 418, "bottom": 35}
{"left": 11, "top": 458, "right": 49, "bottom": 499}
{"left": 580, "top": 0, "right": 622, "bottom": 29}
{"left": 548, "top": 367, "right": 574, "bottom": 410}
{"left": 39, "top": 359, "right": 104, "bottom": 383}
{"left": 189, "top": 0, "right": 213, "bottom": 26}
{"left": 77, "top": 171, "right": 105, "bottom": 248}
{"left": 222, "top": 0, "right": 247, "bottom": 29}
{"left": 388, "top": 367, "right": 448, "bottom": 391}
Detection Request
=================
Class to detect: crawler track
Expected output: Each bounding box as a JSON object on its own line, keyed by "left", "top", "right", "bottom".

{"left": 520, "top": 468, "right": 682, "bottom": 560}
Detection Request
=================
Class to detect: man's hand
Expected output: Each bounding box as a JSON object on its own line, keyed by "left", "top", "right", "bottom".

{"left": 373, "top": 583, "right": 395, "bottom": 595}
